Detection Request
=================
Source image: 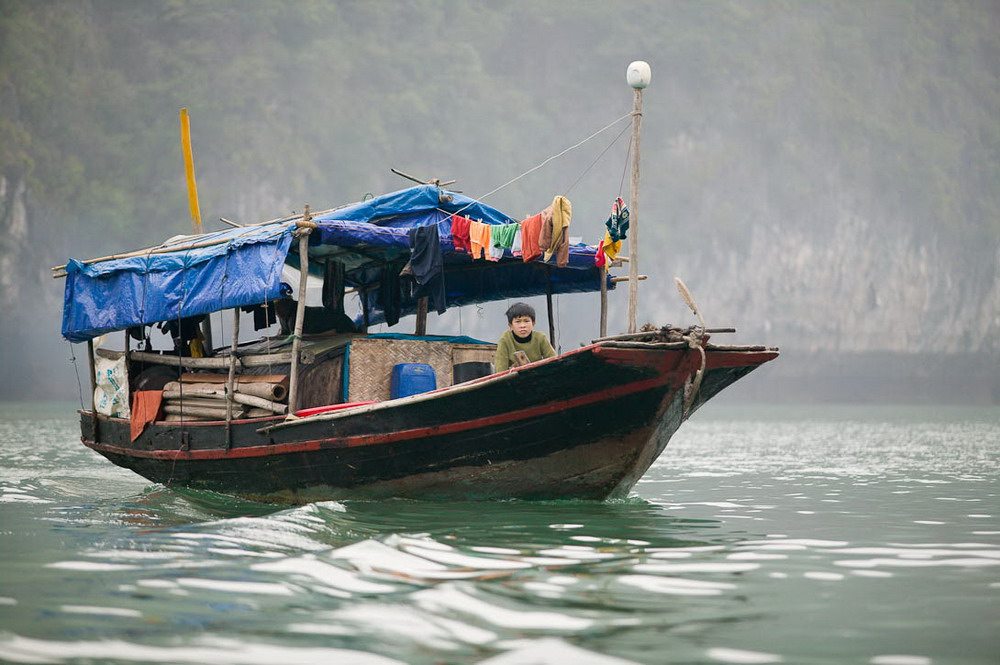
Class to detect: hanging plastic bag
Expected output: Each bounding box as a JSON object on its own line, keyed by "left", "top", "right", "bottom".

{"left": 94, "top": 352, "right": 131, "bottom": 419}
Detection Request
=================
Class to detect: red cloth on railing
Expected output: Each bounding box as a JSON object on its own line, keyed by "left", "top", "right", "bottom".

{"left": 130, "top": 390, "right": 163, "bottom": 442}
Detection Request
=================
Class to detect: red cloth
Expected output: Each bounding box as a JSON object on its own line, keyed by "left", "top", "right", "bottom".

{"left": 520, "top": 214, "right": 543, "bottom": 262}
{"left": 450, "top": 215, "right": 472, "bottom": 253}
{"left": 130, "top": 390, "right": 164, "bottom": 442}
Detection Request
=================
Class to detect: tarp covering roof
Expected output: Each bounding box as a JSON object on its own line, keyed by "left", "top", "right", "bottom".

{"left": 61, "top": 186, "right": 610, "bottom": 342}
{"left": 62, "top": 224, "right": 294, "bottom": 343}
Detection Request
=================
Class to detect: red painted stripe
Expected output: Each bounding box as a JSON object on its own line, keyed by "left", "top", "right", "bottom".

{"left": 85, "top": 367, "right": 688, "bottom": 462}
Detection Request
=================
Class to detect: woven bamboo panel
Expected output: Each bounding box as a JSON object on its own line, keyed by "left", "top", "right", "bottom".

{"left": 347, "top": 338, "right": 495, "bottom": 402}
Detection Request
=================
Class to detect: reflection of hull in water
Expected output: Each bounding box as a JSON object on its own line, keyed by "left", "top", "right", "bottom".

{"left": 81, "top": 343, "right": 778, "bottom": 503}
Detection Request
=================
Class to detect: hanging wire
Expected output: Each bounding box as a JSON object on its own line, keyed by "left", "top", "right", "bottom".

{"left": 563, "top": 122, "right": 632, "bottom": 196}
{"left": 68, "top": 343, "right": 85, "bottom": 410}
{"left": 437, "top": 112, "right": 634, "bottom": 222}
{"left": 619, "top": 135, "right": 633, "bottom": 199}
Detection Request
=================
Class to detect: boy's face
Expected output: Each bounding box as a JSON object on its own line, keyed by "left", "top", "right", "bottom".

{"left": 509, "top": 315, "right": 534, "bottom": 337}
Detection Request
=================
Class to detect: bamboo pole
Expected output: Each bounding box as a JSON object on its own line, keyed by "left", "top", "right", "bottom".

{"left": 627, "top": 86, "right": 644, "bottom": 334}
{"left": 164, "top": 382, "right": 286, "bottom": 401}
{"left": 225, "top": 308, "right": 240, "bottom": 446}
{"left": 286, "top": 207, "right": 315, "bottom": 416}
{"left": 599, "top": 265, "right": 608, "bottom": 337}
{"left": 180, "top": 108, "right": 202, "bottom": 235}
{"left": 164, "top": 404, "right": 241, "bottom": 420}
{"left": 126, "top": 349, "right": 308, "bottom": 369}
{"left": 52, "top": 228, "right": 292, "bottom": 275}
{"left": 545, "top": 267, "right": 556, "bottom": 344}
{"left": 163, "top": 390, "right": 287, "bottom": 414}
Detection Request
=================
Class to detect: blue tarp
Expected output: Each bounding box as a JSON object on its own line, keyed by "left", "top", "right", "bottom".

{"left": 313, "top": 185, "right": 515, "bottom": 228}
{"left": 61, "top": 186, "right": 609, "bottom": 342}
{"left": 62, "top": 225, "right": 294, "bottom": 343}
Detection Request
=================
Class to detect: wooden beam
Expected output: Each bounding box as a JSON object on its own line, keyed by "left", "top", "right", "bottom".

{"left": 414, "top": 297, "right": 428, "bottom": 335}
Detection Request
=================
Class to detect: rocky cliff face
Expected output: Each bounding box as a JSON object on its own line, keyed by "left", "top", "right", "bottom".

{"left": 643, "top": 202, "right": 999, "bottom": 355}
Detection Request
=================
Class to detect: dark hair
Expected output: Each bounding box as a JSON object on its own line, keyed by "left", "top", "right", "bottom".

{"left": 505, "top": 302, "right": 535, "bottom": 323}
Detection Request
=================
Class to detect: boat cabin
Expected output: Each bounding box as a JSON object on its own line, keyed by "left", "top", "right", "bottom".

{"left": 60, "top": 185, "right": 616, "bottom": 430}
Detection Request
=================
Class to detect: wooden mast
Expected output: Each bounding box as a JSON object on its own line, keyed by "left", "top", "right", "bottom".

{"left": 626, "top": 61, "right": 650, "bottom": 334}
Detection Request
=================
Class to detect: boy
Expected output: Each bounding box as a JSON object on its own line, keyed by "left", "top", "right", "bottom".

{"left": 494, "top": 302, "right": 556, "bottom": 371}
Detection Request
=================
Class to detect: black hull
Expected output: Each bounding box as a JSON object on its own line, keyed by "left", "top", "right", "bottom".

{"left": 82, "top": 344, "right": 777, "bottom": 502}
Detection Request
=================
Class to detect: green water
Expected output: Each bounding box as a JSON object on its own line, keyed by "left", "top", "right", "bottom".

{"left": 1, "top": 402, "right": 997, "bottom": 665}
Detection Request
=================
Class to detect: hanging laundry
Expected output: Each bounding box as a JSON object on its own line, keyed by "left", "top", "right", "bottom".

{"left": 407, "top": 224, "right": 447, "bottom": 314}
{"left": 378, "top": 261, "right": 404, "bottom": 326}
{"left": 606, "top": 197, "right": 629, "bottom": 242}
{"left": 492, "top": 223, "right": 518, "bottom": 251}
{"left": 599, "top": 231, "right": 622, "bottom": 264}
{"left": 243, "top": 303, "right": 277, "bottom": 331}
{"left": 450, "top": 215, "right": 472, "bottom": 254}
{"left": 540, "top": 195, "right": 571, "bottom": 268}
{"left": 520, "top": 213, "right": 543, "bottom": 262}
{"left": 597, "top": 197, "right": 627, "bottom": 266}
{"left": 488, "top": 238, "right": 504, "bottom": 261}
{"left": 322, "top": 259, "right": 346, "bottom": 315}
{"left": 511, "top": 227, "right": 522, "bottom": 257}
{"left": 469, "top": 220, "right": 492, "bottom": 260}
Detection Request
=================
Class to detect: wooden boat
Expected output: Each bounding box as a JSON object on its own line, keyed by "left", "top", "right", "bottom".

{"left": 57, "top": 69, "right": 777, "bottom": 502}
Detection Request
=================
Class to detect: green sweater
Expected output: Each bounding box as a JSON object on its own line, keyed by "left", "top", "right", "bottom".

{"left": 494, "top": 330, "right": 556, "bottom": 371}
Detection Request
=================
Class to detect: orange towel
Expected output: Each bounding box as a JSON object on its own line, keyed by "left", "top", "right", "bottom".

{"left": 520, "top": 214, "right": 543, "bottom": 262}
{"left": 130, "top": 390, "right": 164, "bottom": 442}
{"left": 468, "top": 220, "right": 492, "bottom": 260}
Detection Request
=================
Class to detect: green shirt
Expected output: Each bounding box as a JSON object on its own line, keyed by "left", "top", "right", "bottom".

{"left": 494, "top": 330, "right": 556, "bottom": 371}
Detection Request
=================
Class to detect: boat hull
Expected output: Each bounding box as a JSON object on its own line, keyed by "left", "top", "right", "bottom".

{"left": 81, "top": 344, "right": 777, "bottom": 502}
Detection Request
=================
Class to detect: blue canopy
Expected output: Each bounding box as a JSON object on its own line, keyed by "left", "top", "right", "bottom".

{"left": 62, "top": 224, "right": 294, "bottom": 343}
{"left": 61, "top": 186, "right": 611, "bottom": 341}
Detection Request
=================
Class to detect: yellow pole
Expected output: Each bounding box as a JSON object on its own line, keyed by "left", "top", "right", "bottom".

{"left": 179, "top": 108, "right": 202, "bottom": 234}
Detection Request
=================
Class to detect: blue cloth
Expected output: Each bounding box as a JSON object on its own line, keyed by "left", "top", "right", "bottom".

{"left": 407, "top": 224, "right": 446, "bottom": 315}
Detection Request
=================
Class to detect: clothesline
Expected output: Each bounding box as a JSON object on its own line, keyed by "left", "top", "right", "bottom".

{"left": 440, "top": 111, "right": 635, "bottom": 223}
